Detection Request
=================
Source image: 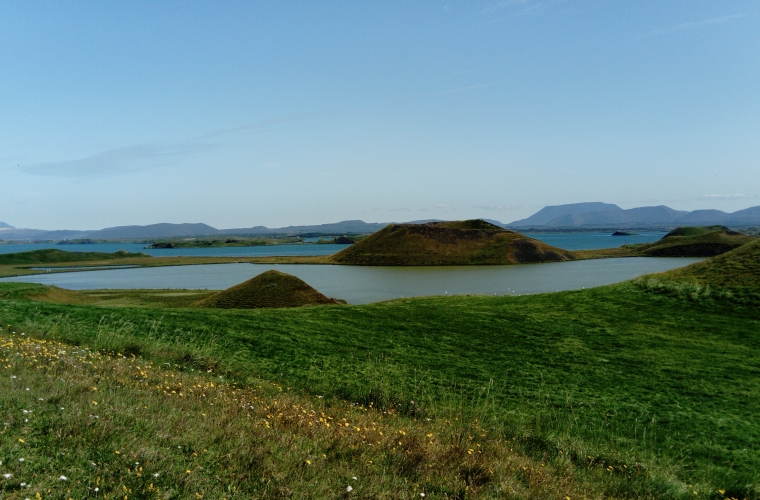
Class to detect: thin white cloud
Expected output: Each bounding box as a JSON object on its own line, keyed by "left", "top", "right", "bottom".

{"left": 641, "top": 13, "right": 746, "bottom": 37}
{"left": 21, "top": 112, "right": 325, "bottom": 178}
{"left": 23, "top": 142, "right": 219, "bottom": 178}
{"left": 482, "top": 0, "right": 566, "bottom": 18}
{"left": 481, "top": 0, "right": 530, "bottom": 15}
{"left": 700, "top": 193, "right": 753, "bottom": 201}
{"left": 475, "top": 204, "right": 523, "bottom": 211}
{"left": 435, "top": 84, "right": 490, "bottom": 96}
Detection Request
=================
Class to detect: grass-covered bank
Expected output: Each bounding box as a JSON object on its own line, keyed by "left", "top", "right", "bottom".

{"left": 2, "top": 283, "right": 759, "bottom": 497}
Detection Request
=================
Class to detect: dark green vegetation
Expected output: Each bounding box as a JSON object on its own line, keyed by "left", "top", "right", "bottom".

{"left": 2, "top": 261, "right": 759, "bottom": 497}
{"left": 146, "top": 237, "right": 274, "bottom": 248}
{"left": 0, "top": 248, "right": 148, "bottom": 266}
{"left": 196, "top": 270, "right": 341, "bottom": 309}
{"left": 330, "top": 219, "right": 575, "bottom": 265}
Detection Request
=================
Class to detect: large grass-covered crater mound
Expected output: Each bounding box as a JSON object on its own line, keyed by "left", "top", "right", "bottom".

{"left": 329, "top": 219, "right": 574, "bottom": 265}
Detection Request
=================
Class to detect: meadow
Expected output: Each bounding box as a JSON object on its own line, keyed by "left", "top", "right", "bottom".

{"left": 2, "top": 275, "right": 759, "bottom": 498}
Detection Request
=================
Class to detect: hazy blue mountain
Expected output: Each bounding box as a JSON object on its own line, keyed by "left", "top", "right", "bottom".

{"left": 509, "top": 202, "right": 622, "bottom": 226}
{"left": 543, "top": 206, "right": 687, "bottom": 227}
{"left": 0, "top": 222, "right": 14, "bottom": 229}
{"left": 92, "top": 223, "right": 220, "bottom": 239}
{"left": 0, "top": 228, "right": 91, "bottom": 240}
{"left": 509, "top": 203, "right": 760, "bottom": 228}
{"left": 731, "top": 206, "right": 760, "bottom": 218}
{"left": 223, "top": 220, "right": 390, "bottom": 235}
{"left": 676, "top": 209, "right": 730, "bottom": 225}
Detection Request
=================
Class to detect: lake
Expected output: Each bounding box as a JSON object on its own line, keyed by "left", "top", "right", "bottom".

{"left": 0, "top": 231, "right": 667, "bottom": 257}
{"left": 0, "top": 257, "right": 702, "bottom": 304}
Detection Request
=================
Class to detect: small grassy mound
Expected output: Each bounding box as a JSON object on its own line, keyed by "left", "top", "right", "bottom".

{"left": 635, "top": 226, "right": 752, "bottom": 257}
{"left": 330, "top": 219, "right": 574, "bottom": 265}
{"left": 0, "top": 248, "right": 149, "bottom": 265}
{"left": 196, "top": 270, "right": 340, "bottom": 309}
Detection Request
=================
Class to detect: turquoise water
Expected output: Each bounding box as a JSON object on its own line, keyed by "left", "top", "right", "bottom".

{"left": 524, "top": 231, "right": 666, "bottom": 250}
{"left": 0, "top": 257, "right": 702, "bottom": 304}
{"left": 0, "top": 232, "right": 666, "bottom": 256}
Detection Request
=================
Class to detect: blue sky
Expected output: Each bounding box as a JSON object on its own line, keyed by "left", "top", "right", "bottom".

{"left": 1, "top": 1, "right": 758, "bottom": 229}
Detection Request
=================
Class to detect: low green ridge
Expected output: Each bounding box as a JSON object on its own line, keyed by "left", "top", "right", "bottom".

{"left": 664, "top": 225, "right": 733, "bottom": 237}
{"left": 330, "top": 219, "right": 574, "bottom": 265}
{"left": 0, "top": 248, "right": 149, "bottom": 265}
{"left": 637, "top": 238, "right": 760, "bottom": 304}
{"left": 196, "top": 270, "right": 340, "bottom": 309}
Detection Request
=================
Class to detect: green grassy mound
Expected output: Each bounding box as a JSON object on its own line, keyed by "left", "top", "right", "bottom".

{"left": 664, "top": 225, "right": 733, "bottom": 237}
{"left": 330, "top": 219, "right": 574, "bottom": 265}
{"left": 0, "top": 248, "right": 149, "bottom": 265}
{"left": 634, "top": 226, "right": 752, "bottom": 257}
{"left": 196, "top": 270, "right": 340, "bottom": 309}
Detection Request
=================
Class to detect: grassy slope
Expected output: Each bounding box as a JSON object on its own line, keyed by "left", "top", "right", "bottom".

{"left": 1, "top": 333, "right": 662, "bottom": 499}
{"left": 1, "top": 283, "right": 759, "bottom": 496}
{"left": 330, "top": 220, "right": 574, "bottom": 266}
{"left": 197, "top": 270, "right": 340, "bottom": 309}
{"left": 636, "top": 239, "right": 760, "bottom": 304}
{"left": 0, "top": 282, "right": 215, "bottom": 308}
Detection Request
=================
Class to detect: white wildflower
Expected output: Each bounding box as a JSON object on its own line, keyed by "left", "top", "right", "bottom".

{"left": 346, "top": 485, "right": 353, "bottom": 492}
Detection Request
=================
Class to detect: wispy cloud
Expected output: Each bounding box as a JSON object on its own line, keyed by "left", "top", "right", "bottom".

{"left": 23, "top": 142, "right": 219, "bottom": 178}
{"left": 481, "top": 0, "right": 530, "bottom": 15}
{"left": 641, "top": 13, "right": 746, "bottom": 37}
{"left": 700, "top": 193, "right": 753, "bottom": 201}
{"left": 482, "top": 0, "right": 565, "bottom": 18}
{"left": 435, "top": 84, "right": 490, "bottom": 96}
{"left": 475, "top": 204, "right": 523, "bottom": 211}
{"left": 21, "top": 112, "right": 325, "bottom": 178}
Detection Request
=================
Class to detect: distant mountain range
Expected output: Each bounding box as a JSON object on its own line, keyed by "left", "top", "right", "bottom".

{"left": 0, "top": 220, "right": 394, "bottom": 241}
{"left": 507, "top": 203, "right": 760, "bottom": 229}
{"left": 2, "top": 203, "right": 759, "bottom": 241}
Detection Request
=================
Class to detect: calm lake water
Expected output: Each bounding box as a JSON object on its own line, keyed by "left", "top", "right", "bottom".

{"left": 1, "top": 257, "right": 702, "bottom": 304}
{"left": 0, "top": 232, "right": 666, "bottom": 257}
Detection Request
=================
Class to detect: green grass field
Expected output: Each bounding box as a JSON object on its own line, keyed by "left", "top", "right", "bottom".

{"left": 2, "top": 274, "right": 759, "bottom": 498}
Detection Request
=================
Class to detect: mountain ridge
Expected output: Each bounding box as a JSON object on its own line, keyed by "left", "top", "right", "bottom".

{"left": 2, "top": 203, "right": 760, "bottom": 241}
{"left": 508, "top": 204, "right": 760, "bottom": 229}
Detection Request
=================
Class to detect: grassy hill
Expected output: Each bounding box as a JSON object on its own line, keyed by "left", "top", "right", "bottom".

{"left": 0, "top": 248, "right": 148, "bottom": 265}
{"left": 329, "top": 219, "right": 574, "bottom": 265}
{"left": 196, "top": 270, "right": 340, "bottom": 309}
{"left": 634, "top": 226, "right": 752, "bottom": 257}
{"left": 574, "top": 226, "right": 755, "bottom": 260}
{"left": 636, "top": 238, "right": 760, "bottom": 303}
